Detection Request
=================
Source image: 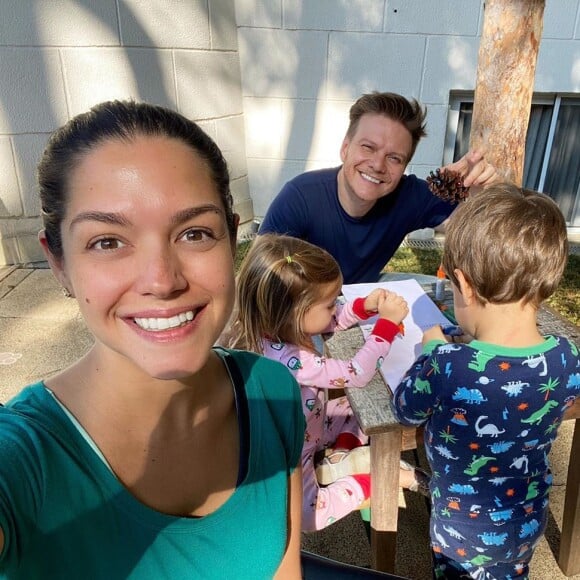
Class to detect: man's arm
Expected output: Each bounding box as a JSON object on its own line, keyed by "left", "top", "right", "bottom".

{"left": 258, "top": 181, "right": 309, "bottom": 238}
{"left": 434, "top": 217, "right": 449, "bottom": 233}
{"left": 424, "top": 150, "right": 499, "bottom": 233}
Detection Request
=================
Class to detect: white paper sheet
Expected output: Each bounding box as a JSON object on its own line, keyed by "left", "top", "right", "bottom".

{"left": 341, "top": 279, "right": 450, "bottom": 392}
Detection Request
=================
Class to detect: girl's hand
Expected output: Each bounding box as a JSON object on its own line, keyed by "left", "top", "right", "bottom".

{"left": 377, "top": 291, "right": 408, "bottom": 325}
{"left": 363, "top": 288, "right": 386, "bottom": 313}
{"left": 422, "top": 325, "right": 445, "bottom": 346}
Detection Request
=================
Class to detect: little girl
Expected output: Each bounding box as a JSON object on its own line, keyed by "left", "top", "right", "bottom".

{"left": 223, "top": 233, "right": 427, "bottom": 532}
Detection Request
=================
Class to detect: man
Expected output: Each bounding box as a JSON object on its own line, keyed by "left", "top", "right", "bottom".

{"left": 259, "top": 92, "right": 498, "bottom": 284}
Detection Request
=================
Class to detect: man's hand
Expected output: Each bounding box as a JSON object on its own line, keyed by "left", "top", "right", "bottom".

{"left": 443, "top": 149, "right": 499, "bottom": 190}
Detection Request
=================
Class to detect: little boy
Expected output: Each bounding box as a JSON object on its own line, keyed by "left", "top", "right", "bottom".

{"left": 392, "top": 183, "right": 580, "bottom": 579}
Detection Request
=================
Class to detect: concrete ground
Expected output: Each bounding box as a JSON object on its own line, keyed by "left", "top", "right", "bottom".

{"left": 1, "top": 265, "right": 579, "bottom": 579}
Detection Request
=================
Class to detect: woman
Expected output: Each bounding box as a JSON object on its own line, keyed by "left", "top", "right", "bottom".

{"left": 0, "top": 101, "right": 304, "bottom": 578}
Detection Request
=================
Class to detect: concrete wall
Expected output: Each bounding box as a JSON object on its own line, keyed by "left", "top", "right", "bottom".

{"left": 235, "top": 0, "right": 580, "bottom": 218}
{"left": 0, "top": 0, "right": 252, "bottom": 266}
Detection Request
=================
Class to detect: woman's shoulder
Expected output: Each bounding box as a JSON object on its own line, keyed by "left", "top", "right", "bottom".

{"left": 215, "top": 347, "right": 296, "bottom": 381}
{"left": 215, "top": 348, "right": 305, "bottom": 467}
{"left": 0, "top": 383, "right": 64, "bottom": 458}
{"left": 2, "top": 382, "right": 51, "bottom": 418}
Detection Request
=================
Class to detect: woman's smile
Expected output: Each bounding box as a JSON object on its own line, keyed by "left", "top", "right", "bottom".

{"left": 132, "top": 309, "right": 197, "bottom": 331}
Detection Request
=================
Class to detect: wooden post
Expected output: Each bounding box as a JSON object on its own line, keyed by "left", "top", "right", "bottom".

{"left": 559, "top": 419, "right": 580, "bottom": 576}
{"left": 469, "top": 0, "right": 545, "bottom": 185}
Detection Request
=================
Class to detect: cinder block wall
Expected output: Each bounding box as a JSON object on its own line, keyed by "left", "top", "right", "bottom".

{"left": 3, "top": 1, "right": 580, "bottom": 265}
{"left": 0, "top": 0, "right": 253, "bottom": 266}
{"left": 235, "top": 0, "right": 580, "bottom": 218}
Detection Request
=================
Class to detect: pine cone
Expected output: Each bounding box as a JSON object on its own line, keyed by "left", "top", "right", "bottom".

{"left": 426, "top": 168, "right": 470, "bottom": 204}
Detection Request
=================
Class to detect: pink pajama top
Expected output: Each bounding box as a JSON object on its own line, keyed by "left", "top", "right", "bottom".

{"left": 261, "top": 298, "right": 401, "bottom": 530}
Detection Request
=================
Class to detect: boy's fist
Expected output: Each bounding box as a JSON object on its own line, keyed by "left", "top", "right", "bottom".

{"left": 422, "top": 325, "right": 445, "bottom": 346}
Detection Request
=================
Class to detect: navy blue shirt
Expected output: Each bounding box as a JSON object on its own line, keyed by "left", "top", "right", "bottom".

{"left": 259, "top": 167, "right": 455, "bottom": 284}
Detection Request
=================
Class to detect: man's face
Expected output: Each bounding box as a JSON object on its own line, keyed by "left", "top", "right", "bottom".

{"left": 339, "top": 113, "right": 413, "bottom": 211}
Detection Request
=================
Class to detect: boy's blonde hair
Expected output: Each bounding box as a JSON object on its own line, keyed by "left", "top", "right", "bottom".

{"left": 442, "top": 183, "right": 568, "bottom": 307}
{"left": 226, "top": 234, "right": 342, "bottom": 353}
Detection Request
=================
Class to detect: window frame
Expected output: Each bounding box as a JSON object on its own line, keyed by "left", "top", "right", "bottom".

{"left": 445, "top": 92, "right": 580, "bottom": 230}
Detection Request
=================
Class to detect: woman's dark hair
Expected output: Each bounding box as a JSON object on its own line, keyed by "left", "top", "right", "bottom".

{"left": 38, "top": 100, "right": 235, "bottom": 258}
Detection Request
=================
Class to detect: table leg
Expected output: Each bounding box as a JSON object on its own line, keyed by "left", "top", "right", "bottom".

{"left": 558, "top": 418, "right": 580, "bottom": 576}
{"left": 370, "top": 430, "right": 401, "bottom": 573}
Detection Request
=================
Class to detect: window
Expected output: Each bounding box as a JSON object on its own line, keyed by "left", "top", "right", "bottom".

{"left": 445, "top": 94, "right": 580, "bottom": 227}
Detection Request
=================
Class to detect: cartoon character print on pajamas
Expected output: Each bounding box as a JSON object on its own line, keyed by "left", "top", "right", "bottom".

{"left": 393, "top": 335, "right": 580, "bottom": 578}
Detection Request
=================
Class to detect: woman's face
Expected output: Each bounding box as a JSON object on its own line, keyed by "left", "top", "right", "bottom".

{"left": 44, "top": 135, "right": 237, "bottom": 380}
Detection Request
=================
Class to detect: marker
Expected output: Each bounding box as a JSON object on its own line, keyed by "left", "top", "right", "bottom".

{"left": 442, "top": 324, "right": 464, "bottom": 337}
{"left": 434, "top": 265, "right": 446, "bottom": 301}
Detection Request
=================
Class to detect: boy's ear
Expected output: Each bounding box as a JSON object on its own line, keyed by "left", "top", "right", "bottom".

{"left": 38, "top": 230, "right": 72, "bottom": 294}
{"left": 454, "top": 269, "right": 475, "bottom": 306}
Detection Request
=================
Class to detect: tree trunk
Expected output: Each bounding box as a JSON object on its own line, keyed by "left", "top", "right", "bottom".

{"left": 470, "top": 0, "right": 545, "bottom": 186}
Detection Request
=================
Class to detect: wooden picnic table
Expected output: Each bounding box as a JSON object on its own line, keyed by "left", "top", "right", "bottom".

{"left": 325, "top": 278, "right": 580, "bottom": 576}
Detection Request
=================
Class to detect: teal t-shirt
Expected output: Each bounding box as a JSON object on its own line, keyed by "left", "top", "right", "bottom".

{"left": 0, "top": 349, "right": 305, "bottom": 579}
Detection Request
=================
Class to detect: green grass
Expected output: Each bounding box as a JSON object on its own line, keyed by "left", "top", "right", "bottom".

{"left": 234, "top": 239, "right": 252, "bottom": 271}
{"left": 235, "top": 241, "right": 580, "bottom": 326}
{"left": 547, "top": 253, "right": 580, "bottom": 325}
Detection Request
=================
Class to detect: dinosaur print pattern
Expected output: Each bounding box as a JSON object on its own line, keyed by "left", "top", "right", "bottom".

{"left": 520, "top": 400, "right": 558, "bottom": 425}
{"left": 475, "top": 416, "right": 505, "bottom": 437}
{"left": 453, "top": 387, "right": 488, "bottom": 405}
{"left": 393, "top": 335, "right": 579, "bottom": 579}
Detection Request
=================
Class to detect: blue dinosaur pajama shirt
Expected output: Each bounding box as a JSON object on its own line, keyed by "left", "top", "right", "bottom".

{"left": 393, "top": 335, "right": 580, "bottom": 579}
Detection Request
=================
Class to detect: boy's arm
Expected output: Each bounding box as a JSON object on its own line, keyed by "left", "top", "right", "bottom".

{"left": 391, "top": 340, "right": 447, "bottom": 426}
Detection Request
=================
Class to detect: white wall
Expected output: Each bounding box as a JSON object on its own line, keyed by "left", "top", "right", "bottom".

{"left": 235, "top": 0, "right": 580, "bottom": 218}
{"left": 0, "top": 0, "right": 252, "bottom": 266}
